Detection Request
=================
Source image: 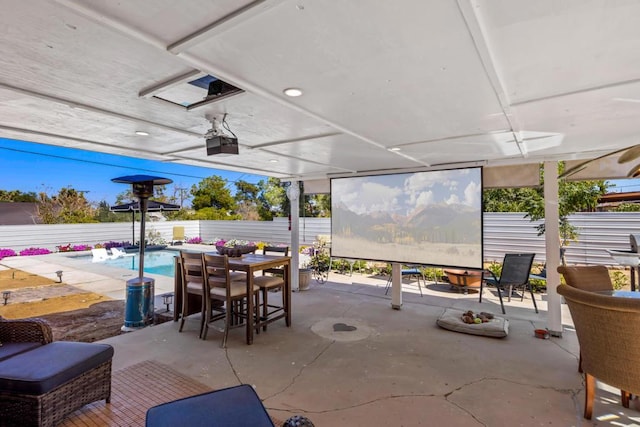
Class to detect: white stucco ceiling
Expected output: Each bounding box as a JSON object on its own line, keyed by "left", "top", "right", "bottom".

{"left": 1, "top": 0, "right": 639, "bottom": 182}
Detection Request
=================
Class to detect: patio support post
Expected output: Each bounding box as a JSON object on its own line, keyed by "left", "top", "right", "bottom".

{"left": 544, "top": 161, "right": 562, "bottom": 336}
{"left": 391, "top": 262, "right": 402, "bottom": 309}
{"left": 287, "top": 181, "right": 300, "bottom": 292}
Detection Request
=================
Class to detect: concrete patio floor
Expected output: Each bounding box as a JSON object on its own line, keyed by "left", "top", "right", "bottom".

{"left": 3, "top": 251, "right": 640, "bottom": 426}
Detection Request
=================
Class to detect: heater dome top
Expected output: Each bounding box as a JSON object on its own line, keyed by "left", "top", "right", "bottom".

{"left": 111, "top": 175, "right": 173, "bottom": 185}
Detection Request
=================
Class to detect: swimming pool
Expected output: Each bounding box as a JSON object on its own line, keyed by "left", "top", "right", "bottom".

{"left": 90, "top": 250, "right": 178, "bottom": 277}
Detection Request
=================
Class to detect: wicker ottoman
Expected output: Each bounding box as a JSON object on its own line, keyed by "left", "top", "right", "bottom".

{"left": 0, "top": 341, "right": 114, "bottom": 427}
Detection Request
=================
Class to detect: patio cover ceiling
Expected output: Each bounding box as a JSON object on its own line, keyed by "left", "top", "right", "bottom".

{"left": 1, "top": 1, "right": 639, "bottom": 185}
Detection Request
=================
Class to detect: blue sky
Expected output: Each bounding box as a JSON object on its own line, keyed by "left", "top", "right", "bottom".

{"left": 0, "top": 138, "right": 266, "bottom": 203}
{"left": 608, "top": 179, "right": 640, "bottom": 193}
{"left": 1, "top": 137, "right": 638, "bottom": 204}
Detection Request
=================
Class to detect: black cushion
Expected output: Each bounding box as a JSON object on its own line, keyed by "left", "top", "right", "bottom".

{"left": 0, "top": 342, "right": 43, "bottom": 362}
{"left": 0, "top": 341, "right": 114, "bottom": 395}
{"left": 146, "top": 384, "right": 275, "bottom": 427}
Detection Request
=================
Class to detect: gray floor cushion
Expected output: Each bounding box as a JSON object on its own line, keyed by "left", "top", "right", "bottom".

{"left": 0, "top": 341, "right": 114, "bottom": 394}
{"left": 436, "top": 308, "right": 509, "bottom": 338}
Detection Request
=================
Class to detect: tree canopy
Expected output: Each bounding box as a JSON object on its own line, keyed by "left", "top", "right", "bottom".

{"left": 1, "top": 175, "right": 332, "bottom": 224}
{"left": 0, "top": 189, "right": 38, "bottom": 202}
{"left": 191, "top": 176, "right": 236, "bottom": 211}
{"left": 37, "top": 187, "right": 96, "bottom": 224}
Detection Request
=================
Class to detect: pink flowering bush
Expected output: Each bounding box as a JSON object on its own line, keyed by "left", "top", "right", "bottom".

{"left": 300, "top": 245, "right": 314, "bottom": 256}
{"left": 19, "top": 247, "right": 52, "bottom": 256}
{"left": 186, "top": 237, "right": 203, "bottom": 244}
{"left": 0, "top": 248, "right": 17, "bottom": 259}
{"left": 102, "top": 241, "right": 131, "bottom": 249}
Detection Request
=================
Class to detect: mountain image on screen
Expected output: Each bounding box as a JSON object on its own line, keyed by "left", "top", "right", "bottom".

{"left": 331, "top": 168, "right": 482, "bottom": 269}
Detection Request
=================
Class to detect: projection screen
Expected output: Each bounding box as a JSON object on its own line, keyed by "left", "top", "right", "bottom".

{"left": 331, "top": 167, "right": 483, "bottom": 269}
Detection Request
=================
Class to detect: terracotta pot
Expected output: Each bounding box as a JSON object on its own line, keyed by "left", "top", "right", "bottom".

{"left": 444, "top": 269, "right": 483, "bottom": 289}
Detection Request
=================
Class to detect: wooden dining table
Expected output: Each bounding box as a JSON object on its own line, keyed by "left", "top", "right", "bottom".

{"left": 173, "top": 252, "right": 291, "bottom": 345}
{"left": 224, "top": 253, "right": 292, "bottom": 345}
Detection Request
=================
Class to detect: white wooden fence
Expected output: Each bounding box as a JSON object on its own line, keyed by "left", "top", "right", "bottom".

{"left": 1, "top": 213, "right": 640, "bottom": 266}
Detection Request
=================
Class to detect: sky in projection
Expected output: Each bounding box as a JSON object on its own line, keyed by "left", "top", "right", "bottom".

{"left": 333, "top": 168, "right": 482, "bottom": 216}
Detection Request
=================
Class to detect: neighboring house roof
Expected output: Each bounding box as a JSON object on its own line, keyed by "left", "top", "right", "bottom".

{"left": 597, "top": 192, "right": 640, "bottom": 211}
{"left": 598, "top": 192, "right": 640, "bottom": 204}
{"left": 0, "top": 202, "right": 40, "bottom": 225}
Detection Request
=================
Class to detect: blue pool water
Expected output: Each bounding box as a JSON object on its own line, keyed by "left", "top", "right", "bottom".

{"left": 91, "top": 250, "right": 178, "bottom": 277}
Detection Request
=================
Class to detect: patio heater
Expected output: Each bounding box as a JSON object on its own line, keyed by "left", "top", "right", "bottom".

{"left": 112, "top": 175, "right": 172, "bottom": 331}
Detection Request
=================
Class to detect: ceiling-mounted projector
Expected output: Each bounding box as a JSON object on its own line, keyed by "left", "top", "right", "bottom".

{"left": 206, "top": 134, "right": 238, "bottom": 156}
{"left": 205, "top": 115, "right": 238, "bottom": 156}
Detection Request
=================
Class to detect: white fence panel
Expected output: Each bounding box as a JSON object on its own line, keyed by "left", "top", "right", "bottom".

{"left": 299, "top": 217, "right": 331, "bottom": 244}
{"left": 0, "top": 223, "right": 137, "bottom": 251}
{"left": 483, "top": 212, "right": 640, "bottom": 265}
{"left": 483, "top": 213, "right": 544, "bottom": 262}
{"left": 143, "top": 221, "right": 200, "bottom": 243}
{"left": 198, "top": 217, "right": 331, "bottom": 245}
{"left": 1, "top": 213, "right": 639, "bottom": 266}
{"left": 565, "top": 213, "right": 640, "bottom": 265}
{"left": 200, "top": 219, "right": 289, "bottom": 244}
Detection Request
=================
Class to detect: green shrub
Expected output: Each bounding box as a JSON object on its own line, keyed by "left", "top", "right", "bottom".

{"left": 422, "top": 267, "right": 443, "bottom": 281}
{"left": 610, "top": 270, "right": 628, "bottom": 290}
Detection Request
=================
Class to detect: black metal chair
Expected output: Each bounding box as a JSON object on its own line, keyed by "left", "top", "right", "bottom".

{"left": 480, "top": 253, "right": 537, "bottom": 314}
{"left": 529, "top": 247, "right": 566, "bottom": 282}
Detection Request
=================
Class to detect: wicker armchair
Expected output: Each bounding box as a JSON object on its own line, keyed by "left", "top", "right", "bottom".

{"left": 558, "top": 265, "right": 613, "bottom": 374}
{"left": 557, "top": 285, "right": 640, "bottom": 419}
{"left": 0, "top": 316, "right": 53, "bottom": 345}
{"left": 557, "top": 265, "right": 613, "bottom": 293}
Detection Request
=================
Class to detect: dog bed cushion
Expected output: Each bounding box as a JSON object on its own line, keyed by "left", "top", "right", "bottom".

{"left": 436, "top": 308, "right": 508, "bottom": 338}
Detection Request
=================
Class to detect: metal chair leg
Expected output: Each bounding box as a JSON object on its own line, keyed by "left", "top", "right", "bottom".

{"left": 529, "top": 285, "right": 538, "bottom": 313}
{"left": 497, "top": 287, "right": 506, "bottom": 314}
{"left": 384, "top": 276, "right": 391, "bottom": 295}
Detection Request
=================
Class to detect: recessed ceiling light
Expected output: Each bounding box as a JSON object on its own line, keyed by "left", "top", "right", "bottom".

{"left": 283, "top": 88, "right": 303, "bottom": 97}
{"left": 388, "top": 147, "right": 401, "bottom": 152}
{"left": 269, "top": 159, "right": 279, "bottom": 163}
{"left": 135, "top": 131, "right": 150, "bottom": 136}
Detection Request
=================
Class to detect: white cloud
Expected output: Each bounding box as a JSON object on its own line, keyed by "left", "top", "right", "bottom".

{"left": 463, "top": 181, "right": 481, "bottom": 207}
{"left": 415, "top": 191, "right": 434, "bottom": 206}
{"left": 445, "top": 194, "right": 460, "bottom": 205}
{"left": 343, "top": 181, "right": 402, "bottom": 214}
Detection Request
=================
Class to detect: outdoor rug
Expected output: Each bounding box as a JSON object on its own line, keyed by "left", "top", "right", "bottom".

{"left": 60, "top": 360, "right": 213, "bottom": 426}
